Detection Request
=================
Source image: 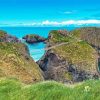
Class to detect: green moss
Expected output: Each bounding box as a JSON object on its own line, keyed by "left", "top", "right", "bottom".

{"left": 64, "top": 72, "right": 73, "bottom": 80}
{"left": 28, "top": 34, "right": 36, "bottom": 39}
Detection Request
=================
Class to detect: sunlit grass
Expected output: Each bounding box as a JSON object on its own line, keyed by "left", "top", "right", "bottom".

{"left": 0, "top": 78, "right": 100, "bottom": 100}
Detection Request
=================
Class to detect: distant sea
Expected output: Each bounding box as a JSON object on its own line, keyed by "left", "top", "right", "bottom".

{"left": 0, "top": 27, "right": 76, "bottom": 61}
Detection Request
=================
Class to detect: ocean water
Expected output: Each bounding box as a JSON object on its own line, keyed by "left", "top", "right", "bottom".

{"left": 0, "top": 27, "right": 75, "bottom": 61}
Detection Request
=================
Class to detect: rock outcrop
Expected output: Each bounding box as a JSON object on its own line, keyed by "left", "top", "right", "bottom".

{"left": 70, "top": 27, "right": 100, "bottom": 49}
{"left": 0, "top": 30, "right": 20, "bottom": 43}
{"left": 37, "top": 29, "right": 99, "bottom": 83}
{"left": 71, "top": 27, "right": 100, "bottom": 70}
{"left": 23, "top": 34, "right": 46, "bottom": 44}
{"left": 0, "top": 30, "right": 44, "bottom": 84}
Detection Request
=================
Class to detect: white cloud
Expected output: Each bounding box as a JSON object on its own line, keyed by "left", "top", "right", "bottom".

{"left": 39, "top": 20, "right": 100, "bottom": 26}
{"left": 63, "top": 11, "right": 73, "bottom": 14}
{"left": 62, "top": 10, "right": 77, "bottom": 14}
{"left": 0, "top": 19, "right": 100, "bottom": 27}
{"left": 41, "top": 20, "right": 59, "bottom": 26}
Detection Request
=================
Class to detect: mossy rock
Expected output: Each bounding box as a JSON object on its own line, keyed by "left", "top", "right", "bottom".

{"left": 23, "top": 34, "right": 46, "bottom": 44}
{"left": 48, "top": 30, "right": 72, "bottom": 44}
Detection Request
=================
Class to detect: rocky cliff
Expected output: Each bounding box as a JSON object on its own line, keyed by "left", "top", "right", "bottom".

{"left": 71, "top": 27, "right": 100, "bottom": 70}
{"left": 0, "top": 30, "right": 44, "bottom": 84}
{"left": 0, "top": 30, "right": 20, "bottom": 42}
{"left": 37, "top": 28, "right": 99, "bottom": 83}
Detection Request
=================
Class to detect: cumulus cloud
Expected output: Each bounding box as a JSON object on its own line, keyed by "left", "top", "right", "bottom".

{"left": 1, "top": 19, "right": 100, "bottom": 27}
{"left": 39, "top": 20, "right": 100, "bottom": 26}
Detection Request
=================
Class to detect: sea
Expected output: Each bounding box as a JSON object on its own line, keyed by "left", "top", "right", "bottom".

{"left": 0, "top": 27, "right": 76, "bottom": 61}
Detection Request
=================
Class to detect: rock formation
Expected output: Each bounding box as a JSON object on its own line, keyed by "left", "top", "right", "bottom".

{"left": 23, "top": 34, "right": 47, "bottom": 44}
{"left": 37, "top": 29, "right": 99, "bottom": 83}
{"left": 0, "top": 30, "right": 20, "bottom": 43}
{"left": 0, "top": 30, "right": 44, "bottom": 84}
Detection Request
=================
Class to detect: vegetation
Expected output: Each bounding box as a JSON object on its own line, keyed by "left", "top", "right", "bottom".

{"left": 49, "top": 30, "right": 98, "bottom": 73}
{"left": 0, "top": 30, "right": 7, "bottom": 37}
{"left": 0, "top": 78, "right": 100, "bottom": 100}
{"left": 49, "top": 30, "right": 72, "bottom": 44}
{"left": 70, "top": 27, "right": 100, "bottom": 48}
{"left": 53, "top": 41, "right": 97, "bottom": 72}
{"left": 0, "top": 28, "right": 100, "bottom": 100}
{"left": 0, "top": 42, "right": 44, "bottom": 84}
{"left": 0, "top": 30, "right": 7, "bottom": 42}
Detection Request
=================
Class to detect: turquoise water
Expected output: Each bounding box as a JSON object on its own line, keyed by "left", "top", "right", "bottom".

{"left": 0, "top": 27, "right": 75, "bottom": 61}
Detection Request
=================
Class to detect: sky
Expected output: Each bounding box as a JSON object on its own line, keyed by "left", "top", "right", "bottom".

{"left": 0, "top": 0, "right": 100, "bottom": 26}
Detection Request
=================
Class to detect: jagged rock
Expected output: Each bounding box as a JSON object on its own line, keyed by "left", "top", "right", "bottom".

{"left": 23, "top": 34, "right": 47, "bottom": 43}
{"left": 0, "top": 30, "right": 20, "bottom": 43}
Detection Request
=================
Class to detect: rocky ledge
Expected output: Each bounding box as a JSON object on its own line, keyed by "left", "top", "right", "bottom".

{"left": 23, "top": 34, "right": 47, "bottom": 44}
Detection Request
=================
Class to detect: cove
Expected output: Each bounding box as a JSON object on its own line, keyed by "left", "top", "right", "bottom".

{"left": 0, "top": 27, "right": 75, "bottom": 61}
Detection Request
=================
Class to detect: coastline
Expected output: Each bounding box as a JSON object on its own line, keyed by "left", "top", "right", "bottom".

{"left": 0, "top": 26, "right": 75, "bottom": 61}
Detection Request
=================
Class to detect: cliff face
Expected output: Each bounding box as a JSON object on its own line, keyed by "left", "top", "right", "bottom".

{"left": 37, "top": 29, "right": 99, "bottom": 83}
{"left": 0, "top": 31, "right": 44, "bottom": 84}
{"left": 71, "top": 27, "right": 100, "bottom": 70}
{"left": 70, "top": 27, "right": 100, "bottom": 49}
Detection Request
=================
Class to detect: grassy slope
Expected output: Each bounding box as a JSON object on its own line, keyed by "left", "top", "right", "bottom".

{"left": 0, "top": 78, "right": 100, "bottom": 100}
{"left": 0, "top": 30, "right": 7, "bottom": 36}
{"left": 0, "top": 30, "right": 7, "bottom": 41}
{"left": 49, "top": 30, "right": 97, "bottom": 73}
{"left": 70, "top": 27, "right": 100, "bottom": 48}
{"left": 0, "top": 42, "right": 44, "bottom": 84}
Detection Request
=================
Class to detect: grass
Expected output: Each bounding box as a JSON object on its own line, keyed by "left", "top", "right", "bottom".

{"left": 0, "top": 42, "right": 44, "bottom": 84}
{"left": 0, "top": 30, "right": 7, "bottom": 37}
{"left": 53, "top": 41, "right": 97, "bottom": 72}
{"left": 49, "top": 30, "right": 97, "bottom": 73}
{"left": 0, "top": 78, "right": 100, "bottom": 100}
{"left": 0, "top": 30, "right": 7, "bottom": 42}
{"left": 49, "top": 30, "right": 72, "bottom": 43}
{"left": 70, "top": 27, "right": 100, "bottom": 48}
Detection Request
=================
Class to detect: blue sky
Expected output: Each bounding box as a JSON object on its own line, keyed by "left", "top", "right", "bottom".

{"left": 0, "top": 0, "right": 100, "bottom": 26}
